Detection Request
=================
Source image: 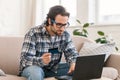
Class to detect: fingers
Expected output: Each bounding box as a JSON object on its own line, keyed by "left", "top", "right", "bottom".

{"left": 42, "top": 53, "right": 51, "bottom": 64}
{"left": 42, "top": 53, "right": 51, "bottom": 58}
{"left": 43, "top": 53, "right": 51, "bottom": 57}
{"left": 68, "top": 68, "right": 72, "bottom": 74}
{"left": 68, "top": 67, "right": 74, "bottom": 74}
{"left": 68, "top": 63, "right": 76, "bottom": 74}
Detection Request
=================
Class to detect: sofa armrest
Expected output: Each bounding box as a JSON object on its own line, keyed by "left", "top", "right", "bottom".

{"left": 106, "top": 54, "right": 120, "bottom": 75}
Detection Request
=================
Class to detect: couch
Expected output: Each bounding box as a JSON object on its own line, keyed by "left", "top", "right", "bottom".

{"left": 0, "top": 36, "right": 120, "bottom": 80}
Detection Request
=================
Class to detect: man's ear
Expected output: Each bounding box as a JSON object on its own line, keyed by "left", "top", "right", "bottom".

{"left": 48, "top": 18, "right": 51, "bottom": 25}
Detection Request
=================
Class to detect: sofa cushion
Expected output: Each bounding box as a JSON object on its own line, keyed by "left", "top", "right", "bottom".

{"left": 72, "top": 36, "right": 94, "bottom": 51}
{"left": 0, "top": 75, "right": 113, "bottom": 80}
{"left": 79, "top": 42, "right": 115, "bottom": 61}
{"left": 0, "top": 74, "right": 26, "bottom": 80}
{"left": 91, "top": 77, "right": 112, "bottom": 80}
{"left": 102, "top": 67, "right": 118, "bottom": 80}
{"left": 0, "top": 37, "right": 24, "bottom": 75}
{"left": 0, "top": 69, "right": 6, "bottom": 76}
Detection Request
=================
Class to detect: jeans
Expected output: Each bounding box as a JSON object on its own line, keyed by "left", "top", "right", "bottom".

{"left": 21, "top": 63, "right": 69, "bottom": 80}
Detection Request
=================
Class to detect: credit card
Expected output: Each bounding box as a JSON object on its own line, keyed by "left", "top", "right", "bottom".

{"left": 48, "top": 48, "right": 59, "bottom": 54}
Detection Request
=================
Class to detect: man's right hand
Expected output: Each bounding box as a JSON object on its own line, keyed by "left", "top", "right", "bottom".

{"left": 41, "top": 53, "right": 51, "bottom": 65}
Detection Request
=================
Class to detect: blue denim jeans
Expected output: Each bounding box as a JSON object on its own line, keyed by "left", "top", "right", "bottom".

{"left": 21, "top": 63, "right": 69, "bottom": 80}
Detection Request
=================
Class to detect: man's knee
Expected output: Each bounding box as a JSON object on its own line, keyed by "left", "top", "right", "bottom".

{"left": 21, "top": 65, "right": 44, "bottom": 80}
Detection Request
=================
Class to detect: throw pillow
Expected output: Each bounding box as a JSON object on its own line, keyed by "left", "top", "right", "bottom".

{"left": 102, "top": 67, "right": 118, "bottom": 80}
{"left": 0, "top": 69, "right": 6, "bottom": 76}
{"left": 79, "top": 42, "right": 115, "bottom": 61}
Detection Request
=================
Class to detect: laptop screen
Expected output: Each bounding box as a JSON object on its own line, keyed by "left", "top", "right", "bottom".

{"left": 72, "top": 54, "right": 105, "bottom": 80}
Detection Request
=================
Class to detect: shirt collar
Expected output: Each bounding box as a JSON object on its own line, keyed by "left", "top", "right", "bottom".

{"left": 40, "top": 22, "right": 50, "bottom": 36}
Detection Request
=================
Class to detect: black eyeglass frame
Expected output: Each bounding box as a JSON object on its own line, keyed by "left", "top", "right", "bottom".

{"left": 51, "top": 19, "right": 70, "bottom": 28}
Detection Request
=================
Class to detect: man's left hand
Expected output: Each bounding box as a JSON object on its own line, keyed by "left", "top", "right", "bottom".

{"left": 68, "top": 63, "right": 75, "bottom": 74}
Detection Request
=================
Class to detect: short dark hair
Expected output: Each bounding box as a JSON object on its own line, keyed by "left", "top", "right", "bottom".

{"left": 45, "top": 5, "right": 70, "bottom": 26}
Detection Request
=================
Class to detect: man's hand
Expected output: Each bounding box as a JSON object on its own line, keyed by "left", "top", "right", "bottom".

{"left": 41, "top": 53, "right": 51, "bottom": 65}
{"left": 68, "top": 63, "right": 76, "bottom": 74}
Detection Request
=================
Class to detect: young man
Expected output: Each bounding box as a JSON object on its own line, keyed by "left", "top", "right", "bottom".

{"left": 20, "top": 5, "right": 79, "bottom": 80}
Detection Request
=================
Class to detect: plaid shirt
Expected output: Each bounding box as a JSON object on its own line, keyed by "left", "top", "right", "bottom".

{"left": 19, "top": 24, "right": 78, "bottom": 74}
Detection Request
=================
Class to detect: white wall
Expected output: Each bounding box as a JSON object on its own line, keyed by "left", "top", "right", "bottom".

{"left": 0, "top": 0, "right": 90, "bottom": 36}
{"left": 0, "top": 0, "right": 21, "bottom": 36}
{"left": 77, "top": 0, "right": 89, "bottom": 23}
{"left": 0, "top": 0, "right": 35, "bottom": 36}
{"left": 20, "top": 0, "right": 36, "bottom": 35}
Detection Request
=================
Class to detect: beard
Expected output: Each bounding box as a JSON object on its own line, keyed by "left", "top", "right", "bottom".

{"left": 56, "top": 30, "right": 64, "bottom": 35}
{"left": 51, "top": 26, "right": 64, "bottom": 36}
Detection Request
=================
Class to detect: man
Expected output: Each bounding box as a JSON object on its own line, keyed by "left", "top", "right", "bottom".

{"left": 20, "top": 5, "right": 79, "bottom": 80}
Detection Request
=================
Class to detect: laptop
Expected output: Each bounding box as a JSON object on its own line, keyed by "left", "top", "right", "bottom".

{"left": 55, "top": 54, "right": 105, "bottom": 80}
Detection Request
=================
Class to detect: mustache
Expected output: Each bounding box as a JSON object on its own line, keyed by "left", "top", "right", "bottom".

{"left": 57, "top": 30, "right": 63, "bottom": 32}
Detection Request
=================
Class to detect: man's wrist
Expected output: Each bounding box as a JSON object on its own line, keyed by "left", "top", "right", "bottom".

{"left": 70, "top": 62, "right": 75, "bottom": 67}
{"left": 40, "top": 57, "right": 48, "bottom": 66}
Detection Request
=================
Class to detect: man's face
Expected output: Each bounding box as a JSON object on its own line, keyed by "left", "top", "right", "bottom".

{"left": 51, "top": 14, "right": 69, "bottom": 36}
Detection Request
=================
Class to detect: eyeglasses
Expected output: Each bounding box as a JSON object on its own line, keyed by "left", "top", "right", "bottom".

{"left": 51, "top": 20, "right": 70, "bottom": 28}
